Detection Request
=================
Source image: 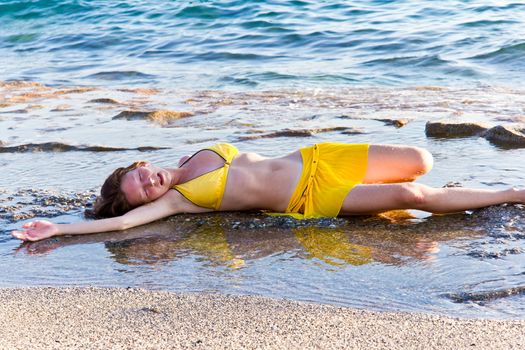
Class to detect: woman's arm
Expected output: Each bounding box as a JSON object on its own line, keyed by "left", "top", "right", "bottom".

{"left": 12, "top": 190, "right": 209, "bottom": 242}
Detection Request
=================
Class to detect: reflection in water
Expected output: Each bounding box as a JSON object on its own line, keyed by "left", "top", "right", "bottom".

{"left": 103, "top": 225, "right": 380, "bottom": 269}
{"left": 106, "top": 226, "right": 246, "bottom": 269}
{"left": 17, "top": 212, "right": 464, "bottom": 270}
{"left": 294, "top": 228, "right": 373, "bottom": 267}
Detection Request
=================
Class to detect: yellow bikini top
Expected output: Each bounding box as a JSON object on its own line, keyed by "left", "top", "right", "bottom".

{"left": 173, "top": 143, "right": 238, "bottom": 210}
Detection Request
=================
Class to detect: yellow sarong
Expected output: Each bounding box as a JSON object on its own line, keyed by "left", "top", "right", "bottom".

{"left": 284, "top": 142, "right": 369, "bottom": 218}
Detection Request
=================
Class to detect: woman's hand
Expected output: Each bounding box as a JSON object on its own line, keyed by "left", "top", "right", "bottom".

{"left": 11, "top": 220, "right": 60, "bottom": 242}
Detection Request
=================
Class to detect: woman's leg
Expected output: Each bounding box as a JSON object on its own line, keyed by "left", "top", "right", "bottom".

{"left": 340, "top": 183, "right": 523, "bottom": 215}
{"left": 363, "top": 145, "right": 434, "bottom": 184}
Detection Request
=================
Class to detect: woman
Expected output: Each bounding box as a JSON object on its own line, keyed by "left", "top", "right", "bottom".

{"left": 12, "top": 142, "right": 525, "bottom": 242}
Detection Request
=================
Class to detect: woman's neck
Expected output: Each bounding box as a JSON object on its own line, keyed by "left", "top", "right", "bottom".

{"left": 168, "top": 167, "right": 188, "bottom": 187}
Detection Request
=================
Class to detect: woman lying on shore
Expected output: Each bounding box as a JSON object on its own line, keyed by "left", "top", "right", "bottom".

{"left": 12, "top": 142, "right": 525, "bottom": 242}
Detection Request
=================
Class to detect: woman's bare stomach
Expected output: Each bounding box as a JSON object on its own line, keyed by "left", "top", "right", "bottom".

{"left": 220, "top": 150, "right": 303, "bottom": 212}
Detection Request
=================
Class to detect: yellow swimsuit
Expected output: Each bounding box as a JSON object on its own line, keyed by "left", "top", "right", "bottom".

{"left": 173, "top": 142, "right": 369, "bottom": 218}
{"left": 173, "top": 143, "right": 238, "bottom": 210}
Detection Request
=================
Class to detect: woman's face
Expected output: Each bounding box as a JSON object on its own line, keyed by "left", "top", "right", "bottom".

{"left": 120, "top": 163, "right": 172, "bottom": 206}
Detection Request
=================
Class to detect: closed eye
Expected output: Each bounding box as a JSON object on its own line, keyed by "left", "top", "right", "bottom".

{"left": 138, "top": 171, "right": 148, "bottom": 202}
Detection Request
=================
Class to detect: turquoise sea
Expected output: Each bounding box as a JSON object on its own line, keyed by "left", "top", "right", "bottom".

{"left": 1, "top": 1, "right": 525, "bottom": 319}
{"left": 1, "top": 0, "right": 525, "bottom": 89}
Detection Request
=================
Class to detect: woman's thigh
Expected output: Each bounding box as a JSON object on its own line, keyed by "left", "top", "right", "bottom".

{"left": 363, "top": 144, "right": 433, "bottom": 184}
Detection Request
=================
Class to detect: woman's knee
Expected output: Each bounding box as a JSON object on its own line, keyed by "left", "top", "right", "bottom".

{"left": 397, "top": 183, "right": 428, "bottom": 207}
{"left": 407, "top": 147, "right": 434, "bottom": 178}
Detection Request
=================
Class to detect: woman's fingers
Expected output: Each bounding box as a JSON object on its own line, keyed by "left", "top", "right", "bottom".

{"left": 12, "top": 229, "right": 39, "bottom": 241}
{"left": 11, "top": 230, "right": 28, "bottom": 241}
{"left": 22, "top": 221, "right": 39, "bottom": 229}
{"left": 13, "top": 223, "right": 51, "bottom": 242}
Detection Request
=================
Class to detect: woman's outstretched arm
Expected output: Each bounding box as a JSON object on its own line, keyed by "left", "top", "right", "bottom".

{"left": 12, "top": 190, "right": 209, "bottom": 242}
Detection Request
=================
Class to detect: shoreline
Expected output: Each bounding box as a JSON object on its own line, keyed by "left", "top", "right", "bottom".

{"left": 0, "top": 287, "right": 523, "bottom": 349}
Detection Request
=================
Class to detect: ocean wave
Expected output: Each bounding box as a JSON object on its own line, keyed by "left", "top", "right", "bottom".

{"left": 362, "top": 54, "right": 451, "bottom": 68}
{"left": 85, "top": 71, "right": 156, "bottom": 81}
{"left": 468, "top": 42, "right": 525, "bottom": 64}
{"left": 0, "top": 0, "right": 94, "bottom": 20}
{"left": 459, "top": 19, "right": 518, "bottom": 28}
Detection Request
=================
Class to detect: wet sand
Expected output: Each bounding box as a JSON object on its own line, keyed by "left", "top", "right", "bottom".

{"left": 0, "top": 287, "right": 523, "bottom": 350}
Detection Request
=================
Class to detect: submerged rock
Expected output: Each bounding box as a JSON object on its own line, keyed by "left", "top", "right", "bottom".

{"left": 113, "top": 110, "right": 194, "bottom": 125}
{"left": 238, "top": 127, "right": 363, "bottom": 140}
{"left": 89, "top": 98, "right": 121, "bottom": 104}
{"left": 375, "top": 118, "right": 411, "bottom": 128}
{"left": 340, "top": 128, "right": 365, "bottom": 135}
{"left": 2, "top": 108, "right": 29, "bottom": 114}
{"left": 50, "top": 104, "right": 73, "bottom": 112}
{"left": 467, "top": 247, "right": 525, "bottom": 259}
{"left": 425, "top": 121, "right": 489, "bottom": 138}
{"left": 55, "top": 87, "right": 96, "bottom": 95}
{"left": 444, "top": 285, "right": 525, "bottom": 303}
{"left": 117, "top": 88, "right": 160, "bottom": 95}
{"left": 483, "top": 125, "right": 525, "bottom": 148}
{"left": 0, "top": 142, "right": 169, "bottom": 153}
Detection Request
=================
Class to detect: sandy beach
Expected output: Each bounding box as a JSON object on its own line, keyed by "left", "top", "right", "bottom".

{"left": 0, "top": 287, "right": 523, "bottom": 350}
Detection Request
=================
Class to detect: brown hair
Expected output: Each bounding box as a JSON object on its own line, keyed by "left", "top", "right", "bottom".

{"left": 92, "top": 161, "right": 148, "bottom": 218}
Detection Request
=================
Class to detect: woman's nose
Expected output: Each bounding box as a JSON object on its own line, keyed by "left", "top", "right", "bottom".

{"left": 141, "top": 171, "right": 154, "bottom": 187}
{"left": 144, "top": 176, "right": 155, "bottom": 187}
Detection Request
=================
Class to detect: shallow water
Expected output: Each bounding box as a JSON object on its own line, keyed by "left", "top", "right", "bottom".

{"left": 1, "top": 82, "right": 525, "bottom": 319}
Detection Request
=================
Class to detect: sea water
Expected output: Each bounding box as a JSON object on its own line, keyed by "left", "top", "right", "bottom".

{"left": 1, "top": 0, "right": 525, "bottom": 89}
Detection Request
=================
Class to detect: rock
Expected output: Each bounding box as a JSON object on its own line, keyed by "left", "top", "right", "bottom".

{"left": 238, "top": 127, "right": 364, "bottom": 140}
{"left": 3, "top": 108, "right": 29, "bottom": 114}
{"left": 0, "top": 142, "right": 169, "bottom": 153}
{"left": 118, "top": 88, "right": 160, "bottom": 95}
{"left": 113, "top": 110, "right": 194, "bottom": 124}
{"left": 54, "top": 87, "right": 96, "bottom": 95}
{"left": 27, "top": 104, "right": 46, "bottom": 110}
{"left": 51, "top": 104, "right": 72, "bottom": 112}
{"left": 375, "top": 118, "right": 411, "bottom": 128}
{"left": 425, "top": 121, "right": 489, "bottom": 138}
{"left": 89, "top": 98, "right": 120, "bottom": 104}
{"left": 340, "top": 129, "right": 365, "bottom": 135}
{"left": 442, "top": 182, "right": 463, "bottom": 188}
{"left": 483, "top": 125, "right": 525, "bottom": 148}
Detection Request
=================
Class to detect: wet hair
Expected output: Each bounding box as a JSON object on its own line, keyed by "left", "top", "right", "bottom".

{"left": 92, "top": 161, "right": 148, "bottom": 218}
